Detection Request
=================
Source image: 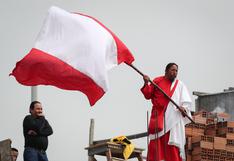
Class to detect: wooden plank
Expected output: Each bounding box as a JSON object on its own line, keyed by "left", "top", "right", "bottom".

{"left": 112, "top": 158, "right": 124, "bottom": 161}
{"left": 136, "top": 153, "right": 143, "bottom": 161}
{"left": 89, "top": 119, "right": 95, "bottom": 161}
{"left": 87, "top": 144, "right": 109, "bottom": 156}
{"left": 89, "top": 119, "right": 95, "bottom": 145}
{"left": 86, "top": 142, "right": 144, "bottom": 159}
{"left": 106, "top": 148, "right": 112, "bottom": 161}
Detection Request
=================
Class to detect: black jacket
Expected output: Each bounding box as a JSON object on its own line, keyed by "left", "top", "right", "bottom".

{"left": 23, "top": 115, "right": 53, "bottom": 151}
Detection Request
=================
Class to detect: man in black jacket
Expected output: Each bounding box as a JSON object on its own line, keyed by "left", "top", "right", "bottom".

{"left": 23, "top": 101, "right": 53, "bottom": 161}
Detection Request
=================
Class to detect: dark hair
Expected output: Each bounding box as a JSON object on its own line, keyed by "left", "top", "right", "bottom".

{"left": 165, "top": 62, "right": 178, "bottom": 72}
{"left": 11, "top": 148, "right": 18, "bottom": 152}
{"left": 29, "top": 101, "right": 41, "bottom": 111}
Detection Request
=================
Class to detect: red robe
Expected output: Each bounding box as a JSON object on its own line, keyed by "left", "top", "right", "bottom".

{"left": 141, "top": 76, "right": 182, "bottom": 161}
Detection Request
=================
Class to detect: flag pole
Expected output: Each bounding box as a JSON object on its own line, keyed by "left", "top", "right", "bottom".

{"left": 127, "top": 63, "right": 195, "bottom": 124}
{"left": 31, "top": 86, "right": 38, "bottom": 102}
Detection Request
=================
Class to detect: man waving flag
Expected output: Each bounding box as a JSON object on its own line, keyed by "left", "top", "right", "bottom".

{"left": 10, "top": 6, "right": 134, "bottom": 106}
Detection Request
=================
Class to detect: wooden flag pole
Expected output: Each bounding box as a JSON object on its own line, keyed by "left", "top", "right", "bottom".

{"left": 127, "top": 63, "right": 195, "bottom": 124}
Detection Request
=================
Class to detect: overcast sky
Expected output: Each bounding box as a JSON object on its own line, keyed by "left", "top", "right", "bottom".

{"left": 1, "top": 0, "right": 234, "bottom": 161}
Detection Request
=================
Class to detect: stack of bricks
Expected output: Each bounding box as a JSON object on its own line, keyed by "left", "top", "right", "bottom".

{"left": 191, "top": 135, "right": 214, "bottom": 161}
{"left": 185, "top": 110, "right": 232, "bottom": 161}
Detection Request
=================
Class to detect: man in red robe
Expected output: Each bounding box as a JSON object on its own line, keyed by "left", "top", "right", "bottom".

{"left": 141, "top": 63, "right": 192, "bottom": 161}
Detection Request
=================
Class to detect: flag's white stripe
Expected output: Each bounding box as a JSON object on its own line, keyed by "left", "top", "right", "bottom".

{"left": 35, "top": 6, "right": 118, "bottom": 92}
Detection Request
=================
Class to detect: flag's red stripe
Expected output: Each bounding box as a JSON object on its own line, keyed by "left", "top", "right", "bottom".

{"left": 74, "top": 13, "right": 135, "bottom": 65}
{"left": 10, "top": 48, "right": 104, "bottom": 106}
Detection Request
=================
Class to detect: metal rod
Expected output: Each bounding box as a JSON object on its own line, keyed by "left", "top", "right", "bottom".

{"left": 154, "top": 110, "right": 159, "bottom": 161}
{"left": 31, "top": 86, "right": 38, "bottom": 102}
{"left": 128, "top": 63, "right": 195, "bottom": 124}
{"left": 147, "top": 111, "right": 149, "bottom": 149}
{"left": 164, "top": 111, "right": 166, "bottom": 161}
{"left": 93, "top": 132, "right": 148, "bottom": 144}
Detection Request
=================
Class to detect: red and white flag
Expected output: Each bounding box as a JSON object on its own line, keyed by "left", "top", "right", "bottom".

{"left": 10, "top": 6, "right": 134, "bottom": 106}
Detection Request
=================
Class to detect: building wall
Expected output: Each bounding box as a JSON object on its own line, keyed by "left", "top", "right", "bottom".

{"left": 196, "top": 92, "right": 234, "bottom": 120}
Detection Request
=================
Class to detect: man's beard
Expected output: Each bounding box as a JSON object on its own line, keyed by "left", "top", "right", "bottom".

{"left": 169, "top": 77, "right": 175, "bottom": 82}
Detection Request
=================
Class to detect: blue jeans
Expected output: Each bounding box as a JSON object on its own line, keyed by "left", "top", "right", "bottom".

{"left": 24, "top": 147, "right": 49, "bottom": 161}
